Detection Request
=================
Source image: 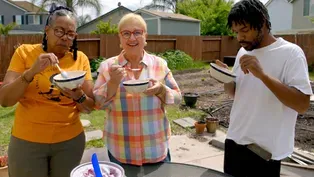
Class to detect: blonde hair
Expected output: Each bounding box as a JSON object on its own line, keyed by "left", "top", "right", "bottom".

{"left": 118, "top": 13, "right": 147, "bottom": 32}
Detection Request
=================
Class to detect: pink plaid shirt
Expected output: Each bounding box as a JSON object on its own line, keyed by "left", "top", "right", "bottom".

{"left": 93, "top": 50, "right": 181, "bottom": 165}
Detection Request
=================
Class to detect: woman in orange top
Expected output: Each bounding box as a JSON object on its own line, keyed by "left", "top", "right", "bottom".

{"left": 0, "top": 6, "right": 94, "bottom": 177}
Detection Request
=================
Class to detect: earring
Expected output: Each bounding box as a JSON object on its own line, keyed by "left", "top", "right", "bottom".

{"left": 144, "top": 42, "right": 147, "bottom": 46}
{"left": 119, "top": 44, "right": 122, "bottom": 48}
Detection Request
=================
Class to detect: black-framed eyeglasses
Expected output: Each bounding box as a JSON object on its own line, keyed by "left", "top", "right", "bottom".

{"left": 53, "top": 27, "right": 76, "bottom": 40}
{"left": 120, "top": 30, "right": 144, "bottom": 39}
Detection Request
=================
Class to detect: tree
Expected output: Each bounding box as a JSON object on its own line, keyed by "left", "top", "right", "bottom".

{"left": 144, "top": 0, "right": 181, "bottom": 13}
{"left": 77, "top": 14, "right": 91, "bottom": 27}
{"left": 32, "top": 0, "right": 102, "bottom": 16}
{"left": 177, "top": 0, "right": 234, "bottom": 36}
{"left": 91, "top": 19, "right": 118, "bottom": 34}
{"left": 0, "top": 23, "right": 18, "bottom": 36}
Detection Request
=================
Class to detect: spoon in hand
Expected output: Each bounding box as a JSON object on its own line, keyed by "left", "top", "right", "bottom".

{"left": 55, "top": 64, "right": 69, "bottom": 78}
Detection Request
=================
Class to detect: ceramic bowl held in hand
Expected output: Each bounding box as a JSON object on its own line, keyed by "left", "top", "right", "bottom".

{"left": 209, "top": 63, "right": 236, "bottom": 83}
{"left": 122, "top": 79, "right": 149, "bottom": 94}
{"left": 53, "top": 71, "right": 86, "bottom": 90}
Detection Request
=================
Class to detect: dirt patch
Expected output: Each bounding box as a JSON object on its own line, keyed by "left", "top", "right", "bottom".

{"left": 173, "top": 69, "right": 314, "bottom": 153}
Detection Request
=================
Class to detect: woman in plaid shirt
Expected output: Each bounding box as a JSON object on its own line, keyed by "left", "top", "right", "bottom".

{"left": 93, "top": 13, "right": 182, "bottom": 166}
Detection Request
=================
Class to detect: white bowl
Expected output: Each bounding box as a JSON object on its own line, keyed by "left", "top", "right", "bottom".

{"left": 53, "top": 71, "right": 86, "bottom": 90}
{"left": 122, "top": 79, "right": 149, "bottom": 94}
{"left": 209, "top": 63, "right": 236, "bottom": 83}
{"left": 70, "top": 161, "right": 125, "bottom": 177}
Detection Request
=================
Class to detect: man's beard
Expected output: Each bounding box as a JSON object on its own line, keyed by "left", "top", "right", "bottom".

{"left": 239, "top": 30, "right": 264, "bottom": 51}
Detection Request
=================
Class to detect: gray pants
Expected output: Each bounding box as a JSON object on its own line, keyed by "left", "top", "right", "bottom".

{"left": 8, "top": 132, "right": 85, "bottom": 177}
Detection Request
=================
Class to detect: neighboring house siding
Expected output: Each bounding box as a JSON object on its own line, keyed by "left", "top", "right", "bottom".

{"left": 267, "top": 0, "right": 293, "bottom": 32}
{"left": 144, "top": 18, "right": 159, "bottom": 35}
{"left": 0, "top": 0, "right": 25, "bottom": 25}
{"left": 78, "top": 8, "right": 131, "bottom": 34}
{"left": 0, "top": 0, "right": 47, "bottom": 32}
{"left": 160, "top": 19, "right": 199, "bottom": 36}
{"left": 292, "top": 0, "right": 314, "bottom": 29}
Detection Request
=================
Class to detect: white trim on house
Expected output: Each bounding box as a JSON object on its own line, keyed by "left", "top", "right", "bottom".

{"left": 2, "top": 0, "right": 27, "bottom": 12}
{"left": 266, "top": 0, "right": 294, "bottom": 7}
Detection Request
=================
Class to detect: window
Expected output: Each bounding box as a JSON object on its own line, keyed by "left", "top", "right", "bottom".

{"left": 13, "top": 15, "right": 23, "bottom": 25}
{"left": 303, "top": 0, "right": 314, "bottom": 16}
{"left": 0, "top": 15, "right": 3, "bottom": 24}
{"left": 27, "top": 15, "right": 41, "bottom": 25}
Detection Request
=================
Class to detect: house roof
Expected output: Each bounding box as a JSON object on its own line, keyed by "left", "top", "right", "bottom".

{"left": 3, "top": 0, "right": 26, "bottom": 11}
{"left": 265, "top": 0, "right": 294, "bottom": 7}
{"left": 9, "top": 0, "right": 47, "bottom": 12}
{"left": 77, "top": 5, "right": 132, "bottom": 30}
{"left": 136, "top": 9, "right": 200, "bottom": 22}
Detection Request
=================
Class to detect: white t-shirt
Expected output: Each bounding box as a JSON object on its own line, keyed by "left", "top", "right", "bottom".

{"left": 227, "top": 37, "right": 312, "bottom": 160}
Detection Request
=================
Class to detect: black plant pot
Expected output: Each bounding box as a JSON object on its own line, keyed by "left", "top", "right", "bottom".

{"left": 183, "top": 92, "right": 199, "bottom": 107}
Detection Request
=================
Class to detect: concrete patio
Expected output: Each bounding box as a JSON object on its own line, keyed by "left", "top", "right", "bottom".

{"left": 81, "top": 130, "right": 314, "bottom": 177}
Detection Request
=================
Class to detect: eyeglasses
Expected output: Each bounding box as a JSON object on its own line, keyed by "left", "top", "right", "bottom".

{"left": 120, "top": 30, "right": 144, "bottom": 39}
{"left": 53, "top": 27, "right": 76, "bottom": 40}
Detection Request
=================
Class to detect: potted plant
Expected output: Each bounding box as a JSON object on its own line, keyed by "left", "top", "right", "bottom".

{"left": 194, "top": 118, "right": 206, "bottom": 134}
{"left": 0, "top": 155, "right": 8, "bottom": 177}
{"left": 183, "top": 92, "right": 199, "bottom": 107}
{"left": 206, "top": 117, "right": 219, "bottom": 133}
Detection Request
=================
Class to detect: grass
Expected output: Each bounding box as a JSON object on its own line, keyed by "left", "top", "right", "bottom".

{"left": 0, "top": 103, "right": 205, "bottom": 155}
{"left": 309, "top": 71, "right": 314, "bottom": 81}
{"left": 0, "top": 106, "right": 15, "bottom": 156}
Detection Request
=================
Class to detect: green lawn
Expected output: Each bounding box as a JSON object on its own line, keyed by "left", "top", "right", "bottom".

{"left": 0, "top": 104, "right": 205, "bottom": 155}
{"left": 309, "top": 71, "right": 314, "bottom": 81}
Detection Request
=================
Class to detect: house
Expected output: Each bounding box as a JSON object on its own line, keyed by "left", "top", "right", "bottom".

{"left": 0, "top": 0, "right": 48, "bottom": 34}
{"left": 266, "top": 0, "right": 314, "bottom": 33}
{"left": 77, "top": 5, "right": 132, "bottom": 34}
{"left": 135, "top": 9, "right": 201, "bottom": 36}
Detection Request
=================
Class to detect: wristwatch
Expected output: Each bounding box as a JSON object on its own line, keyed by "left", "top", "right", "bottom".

{"left": 74, "top": 94, "right": 87, "bottom": 104}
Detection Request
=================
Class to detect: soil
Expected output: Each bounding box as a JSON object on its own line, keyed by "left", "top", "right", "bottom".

{"left": 173, "top": 69, "right": 314, "bottom": 153}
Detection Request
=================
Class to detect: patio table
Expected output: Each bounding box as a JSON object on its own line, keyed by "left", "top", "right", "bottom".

{"left": 120, "top": 162, "right": 233, "bottom": 177}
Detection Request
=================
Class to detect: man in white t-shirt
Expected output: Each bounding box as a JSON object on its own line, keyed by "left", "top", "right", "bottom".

{"left": 214, "top": 0, "right": 312, "bottom": 177}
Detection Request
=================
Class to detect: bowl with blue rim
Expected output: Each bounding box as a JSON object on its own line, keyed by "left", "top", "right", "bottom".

{"left": 53, "top": 71, "right": 86, "bottom": 90}
{"left": 209, "top": 63, "right": 236, "bottom": 83}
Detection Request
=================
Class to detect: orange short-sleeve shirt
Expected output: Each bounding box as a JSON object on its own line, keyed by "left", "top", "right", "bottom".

{"left": 7, "top": 44, "right": 92, "bottom": 143}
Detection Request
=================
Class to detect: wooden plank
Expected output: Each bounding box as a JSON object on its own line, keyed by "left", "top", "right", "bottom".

{"left": 294, "top": 148, "right": 314, "bottom": 163}
{"left": 173, "top": 117, "right": 196, "bottom": 128}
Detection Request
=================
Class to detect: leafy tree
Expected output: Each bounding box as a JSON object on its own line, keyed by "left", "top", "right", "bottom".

{"left": 177, "top": 0, "right": 234, "bottom": 35}
{"left": 144, "top": 0, "right": 181, "bottom": 13}
{"left": 91, "top": 19, "right": 118, "bottom": 34}
{"left": 32, "top": 0, "right": 102, "bottom": 16}
{"left": 78, "top": 14, "right": 91, "bottom": 27}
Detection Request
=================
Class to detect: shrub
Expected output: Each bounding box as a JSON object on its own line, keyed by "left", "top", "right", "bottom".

{"left": 90, "top": 57, "right": 105, "bottom": 72}
{"left": 156, "top": 50, "right": 205, "bottom": 70}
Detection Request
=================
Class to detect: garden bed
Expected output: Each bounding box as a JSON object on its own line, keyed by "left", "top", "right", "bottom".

{"left": 173, "top": 69, "right": 314, "bottom": 153}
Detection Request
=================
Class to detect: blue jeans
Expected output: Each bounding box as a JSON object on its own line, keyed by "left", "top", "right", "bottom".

{"left": 108, "top": 149, "right": 171, "bottom": 166}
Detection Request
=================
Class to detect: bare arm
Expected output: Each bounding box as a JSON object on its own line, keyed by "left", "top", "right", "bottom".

{"left": 240, "top": 54, "right": 311, "bottom": 114}
{"left": 75, "top": 80, "right": 95, "bottom": 113}
{"left": 224, "top": 81, "right": 236, "bottom": 98}
{"left": 0, "top": 69, "right": 36, "bottom": 107}
{"left": 261, "top": 74, "right": 310, "bottom": 113}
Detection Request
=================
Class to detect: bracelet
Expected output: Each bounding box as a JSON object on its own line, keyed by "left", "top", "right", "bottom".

{"left": 21, "top": 71, "right": 34, "bottom": 84}
{"left": 73, "top": 93, "right": 87, "bottom": 104}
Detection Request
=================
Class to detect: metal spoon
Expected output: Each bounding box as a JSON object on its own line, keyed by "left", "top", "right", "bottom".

{"left": 126, "top": 68, "right": 141, "bottom": 71}
{"left": 55, "top": 64, "right": 69, "bottom": 78}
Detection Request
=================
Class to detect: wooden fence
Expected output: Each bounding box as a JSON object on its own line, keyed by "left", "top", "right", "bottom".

{"left": 1, "top": 33, "right": 314, "bottom": 81}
